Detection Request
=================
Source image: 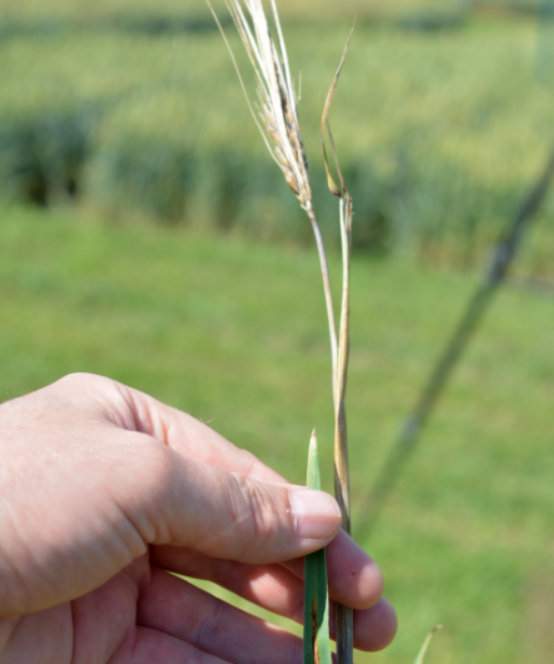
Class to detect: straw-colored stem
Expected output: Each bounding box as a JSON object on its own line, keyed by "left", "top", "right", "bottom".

{"left": 318, "top": 27, "right": 355, "bottom": 660}
{"left": 306, "top": 207, "right": 339, "bottom": 387}
{"left": 333, "top": 194, "right": 352, "bottom": 524}
{"left": 333, "top": 194, "right": 354, "bottom": 664}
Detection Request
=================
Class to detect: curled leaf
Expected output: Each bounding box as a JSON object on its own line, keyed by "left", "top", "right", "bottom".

{"left": 321, "top": 27, "right": 355, "bottom": 199}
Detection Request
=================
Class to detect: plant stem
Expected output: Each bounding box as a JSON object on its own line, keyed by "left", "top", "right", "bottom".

{"left": 334, "top": 195, "right": 352, "bottom": 519}
{"left": 307, "top": 198, "right": 354, "bottom": 662}
{"left": 307, "top": 206, "right": 339, "bottom": 389}
{"left": 334, "top": 194, "right": 354, "bottom": 664}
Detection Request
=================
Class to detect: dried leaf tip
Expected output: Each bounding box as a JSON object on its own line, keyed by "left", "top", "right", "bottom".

{"left": 321, "top": 26, "right": 355, "bottom": 200}
{"left": 211, "top": 0, "right": 313, "bottom": 213}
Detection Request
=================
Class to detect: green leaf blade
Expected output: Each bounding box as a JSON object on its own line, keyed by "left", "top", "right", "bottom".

{"left": 304, "top": 432, "right": 332, "bottom": 664}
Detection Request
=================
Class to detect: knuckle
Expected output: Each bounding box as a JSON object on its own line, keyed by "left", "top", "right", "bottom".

{"left": 228, "top": 473, "right": 288, "bottom": 559}
{"left": 53, "top": 372, "right": 112, "bottom": 402}
{"left": 53, "top": 373, "right": 130, "bottom": 424}
{"left": 56, "top": 371, "right": 101, "bottom": 387}
{"left": 237, "top": 449, "right": 259, "bottom": 478}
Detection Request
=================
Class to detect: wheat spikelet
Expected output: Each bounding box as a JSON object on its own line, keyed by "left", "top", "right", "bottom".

{"left": 208, "top": 0, "right": 339, "bottom": 374}
{"left": 210, "top": 0, "right": 313, "bottom": 213}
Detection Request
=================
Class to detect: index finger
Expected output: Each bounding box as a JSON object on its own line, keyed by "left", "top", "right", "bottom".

{"left": 119, "top": 382, "right": 382, "bottom": 606}
{"left": 119, "top": 382, "right": 285, "bottom": 483}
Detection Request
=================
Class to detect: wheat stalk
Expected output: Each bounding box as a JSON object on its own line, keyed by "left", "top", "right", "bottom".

{"left": 320, "top": 35, "right": 355, "bottom": 660}
{"left": 208, "top": 2, "right": 355, "bottom": 661}
{"left": 207, "top": 0, "right": 338, "bottom": 378}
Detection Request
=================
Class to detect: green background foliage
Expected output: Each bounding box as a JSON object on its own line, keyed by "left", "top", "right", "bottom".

{"left": 1, "top": 1, "right": 553, "bottom": 662}
{"left": 1, "top": 1, "right": 553, "bottom": 272}
{"left": 2, "top": 207, "right": 552, "bottom": 662}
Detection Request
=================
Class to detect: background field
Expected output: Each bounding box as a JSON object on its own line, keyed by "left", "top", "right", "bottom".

{"left": 1, "top": 1, "right": 553, "bottom": 272}
{"left": 2, "top": 207, "right": 553, "bottom": 662}
{"left": 1, "top": 1, "right": 553, "bottom": 662}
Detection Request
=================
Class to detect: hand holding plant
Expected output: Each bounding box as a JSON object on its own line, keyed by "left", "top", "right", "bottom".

{"left": 209, "top": 1, "right": 363, "bottom": 660}
{"left": 0, "top": 373, "right": 396, "bottom": 662}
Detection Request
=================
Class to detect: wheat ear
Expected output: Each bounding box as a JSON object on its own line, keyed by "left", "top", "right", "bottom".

{"left": 207, "top": 0, "right": 338, "bottom": 379}
{"left": 209, "top": 2, "right": 355, "bottom": 661}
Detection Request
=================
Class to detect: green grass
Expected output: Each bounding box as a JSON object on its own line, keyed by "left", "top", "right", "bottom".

{"left": 0, "top": 0, "right": 541, "bottom": 23}
{"left": 1, "top": 7, "right": 553, "bottom": 272}
{"left": 2, "top": 204, "right": 553, "bottom": 662}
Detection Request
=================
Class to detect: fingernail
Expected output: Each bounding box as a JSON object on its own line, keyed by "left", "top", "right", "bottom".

{"left": 289, "top": 488, "right": 342, "bottom": 541}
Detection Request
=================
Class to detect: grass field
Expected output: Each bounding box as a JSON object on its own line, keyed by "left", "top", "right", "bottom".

{"left": 2, "top": 204, "right": 552, "bottom": 662}
{"left": 0, "top": 0, "right": 542, "bottom": 22}
{"left": 1, "top": 4, "right": 553, "bottom": 272}
{"left": 0, "top": 0, "right": 518, "bottom": 22}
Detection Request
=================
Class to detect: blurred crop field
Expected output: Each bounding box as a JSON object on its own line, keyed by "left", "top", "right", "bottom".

{"left": 1, "top": 0, "right": 553, "bottom": 271}
{"left": 1, "top": 1, "right": 553, "bottom": 662}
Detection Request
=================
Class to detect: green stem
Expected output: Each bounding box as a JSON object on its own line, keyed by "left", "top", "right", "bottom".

{"left": 304, "top": 432, "right": 333, "bottom": 664}
{"left": 307, "top": 206, "right": 339, "bottom": 393}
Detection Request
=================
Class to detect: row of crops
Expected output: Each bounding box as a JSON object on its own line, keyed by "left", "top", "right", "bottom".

{"left": 1, "top": 5, "right": 553, "bottom": 273}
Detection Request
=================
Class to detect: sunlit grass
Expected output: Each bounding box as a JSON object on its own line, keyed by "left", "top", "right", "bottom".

{"left": 1, "top": 205, "right": 553, "bottom": 662}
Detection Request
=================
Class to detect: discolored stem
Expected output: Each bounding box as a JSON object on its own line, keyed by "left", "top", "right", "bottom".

{"left": 306, "top": 206, "right": 339, "bottom": 390}
{"left": 334, "top": 194, "right": 354, "bottom": 664}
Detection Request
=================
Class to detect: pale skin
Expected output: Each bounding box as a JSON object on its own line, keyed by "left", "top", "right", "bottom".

{"left": 0, "top": 373, "right": 397, "bottom": 663}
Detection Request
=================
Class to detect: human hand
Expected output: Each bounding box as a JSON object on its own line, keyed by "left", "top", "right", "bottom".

{"left": 0, "top": 373, "right": 396, "bottom": 663}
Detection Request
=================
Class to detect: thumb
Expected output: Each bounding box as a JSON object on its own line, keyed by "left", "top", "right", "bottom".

{"left": 133, "top": 441, "right": 342, "bottom": 564}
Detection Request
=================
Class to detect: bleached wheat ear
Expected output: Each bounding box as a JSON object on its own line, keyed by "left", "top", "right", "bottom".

{"left": 216, "top": 0, "right": 311, "bottom": 210}
{"left": 207, "top": 0, "right": 338, "bottom": 377}
{"left": 209, "top": 2, "right": 355, "bottom": 662}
